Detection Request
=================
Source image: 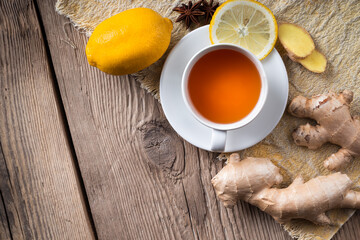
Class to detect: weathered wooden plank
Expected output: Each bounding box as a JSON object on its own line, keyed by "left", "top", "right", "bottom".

{"left": 333, "top": 211, "right": 360, "bottom": 240}
{"left": 36, "top": 0, "right": 295, "bottom": 239}
{"left": 0, "top": 195, "right": 11, "bottom": 240}
{"left": 0, "top": 0, "right": 94, "bottom": 239}
{"left": 0, "top": 197, "right": 11, "bottom": 240}
{"left": 0, "top": 145, "right": 13, "bottom": 240}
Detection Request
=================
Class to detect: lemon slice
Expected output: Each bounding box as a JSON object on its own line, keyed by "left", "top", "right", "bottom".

{"left": 210, "top": 0, "right": 277, "bottom": 60}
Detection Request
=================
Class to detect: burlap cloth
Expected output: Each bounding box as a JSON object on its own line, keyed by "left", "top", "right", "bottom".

{"left": 56, "top": 0, "right": 360, "bottom": 239}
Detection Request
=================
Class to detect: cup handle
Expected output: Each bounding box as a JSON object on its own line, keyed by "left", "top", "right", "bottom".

{"left": 210, "top": 129, "right": 227, "bottom": 152}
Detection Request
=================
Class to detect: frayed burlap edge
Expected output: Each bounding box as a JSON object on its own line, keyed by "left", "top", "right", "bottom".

{"left": 282, "top": 213, "right": 355, "bottom": 240}
{"left": 284, "top": 223, "right": 323, "bottom": 240}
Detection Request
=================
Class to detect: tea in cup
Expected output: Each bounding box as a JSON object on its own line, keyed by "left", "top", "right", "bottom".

{"left": 182, "top": 44, "right": 268, "bottom": 152}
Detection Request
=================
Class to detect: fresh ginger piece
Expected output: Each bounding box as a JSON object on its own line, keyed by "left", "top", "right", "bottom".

{"left": 212, "top": 153, "right": 360, "bottom": 225}
{"left": 288, "top": 90, "right": 360, "bottom": 170}
{"left": 296, "top": 49, "right": 327, "bottom": 73}
{"left": 279, "top": 23, "right": 327, "bottom": 73}
{"left": 278, "top": 23, "right": 315, "bottom": 59}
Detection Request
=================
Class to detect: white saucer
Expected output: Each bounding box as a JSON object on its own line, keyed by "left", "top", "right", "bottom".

{"left": 160, "top": 25, "right": 288, "bottom": 152}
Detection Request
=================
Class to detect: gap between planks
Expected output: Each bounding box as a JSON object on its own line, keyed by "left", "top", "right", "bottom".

{"left": 0, "top": 144, "right": 13, "bottom": 240}
{"left": 32, "top": 0, "right": 99, "bottom": 238}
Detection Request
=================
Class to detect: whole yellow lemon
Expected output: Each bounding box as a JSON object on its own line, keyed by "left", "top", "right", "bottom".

{"left": 86, "top": 8, "right": 173, "bottom": 75}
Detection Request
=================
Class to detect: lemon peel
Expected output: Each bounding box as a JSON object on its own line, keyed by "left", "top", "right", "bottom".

{"left": 210, "top": 0, "right": 277, "bottom": 60}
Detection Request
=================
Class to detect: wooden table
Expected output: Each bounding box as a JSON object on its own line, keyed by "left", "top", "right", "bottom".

{"left": 1, "top": 0, "right": 360, "bottom": 239}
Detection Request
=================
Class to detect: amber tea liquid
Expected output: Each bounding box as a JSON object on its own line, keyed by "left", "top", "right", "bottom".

{"left": 188, "top": 49, "right": 261, "bottom": 124}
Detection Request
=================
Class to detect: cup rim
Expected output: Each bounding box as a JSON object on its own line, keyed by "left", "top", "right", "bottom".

{"left": 182, "top": 43, "right": 268, "bottom": 131}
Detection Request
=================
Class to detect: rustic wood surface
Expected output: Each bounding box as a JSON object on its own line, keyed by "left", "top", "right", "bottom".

{"left": 0, "top": 145, "right": 12, "bottom": 240}
{"left": 0, "top": 0, "right": 94, "bottom": 239}
{"left": 0, "top": 0, "right": 359, "bottom": 239}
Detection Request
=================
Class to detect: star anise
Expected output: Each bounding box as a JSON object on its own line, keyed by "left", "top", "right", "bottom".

{"left": 200, "top": 0, "right": 219, "bottom": 24}
{"left": 173, "top": 1, "right": 205, "bottom": 28}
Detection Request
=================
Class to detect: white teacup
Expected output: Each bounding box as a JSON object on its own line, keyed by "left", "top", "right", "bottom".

{"left": 182, "top": 44, "right": 268, "bottom": 152}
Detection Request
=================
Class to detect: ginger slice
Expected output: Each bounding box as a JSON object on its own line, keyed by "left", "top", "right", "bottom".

{"left": 290, "top": 49, "right": 327, "bottom": 73}
{"left": 296, "top": 49, "right": 327, "bottom": 73}
{"left": 212, "top": 153, "right": 360, "bottom": 225}
{"left": 278, "top": 23, "right": 315, "bottom": 59}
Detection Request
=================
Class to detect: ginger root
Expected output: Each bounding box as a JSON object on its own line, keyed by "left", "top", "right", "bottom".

{"left": 278, "top": 23, "right": 315, "bottom": 59}
{"left": 288, "top": 90, "right": 360, "bottom": 170}
{"left": 279, "top": 23, "right": 327, "bottom": 73}
{"left": 211, "top": 153, "right": 360, "bottom": 225}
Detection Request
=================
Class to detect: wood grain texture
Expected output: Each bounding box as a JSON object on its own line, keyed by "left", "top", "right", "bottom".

{"left": 333, "top": 211, "right": 360, "bottom": 240}
{"left": 0, "top": 196, "right": 11, "bottom": 240}
{"left": 0, "top": 145, "right": 12, "bottom": 240}
{"left": 0, "top": 0, "right": 94, "bottom": 239}
{"left": 37, "top": 0, "right": 360, "bottom": 239}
